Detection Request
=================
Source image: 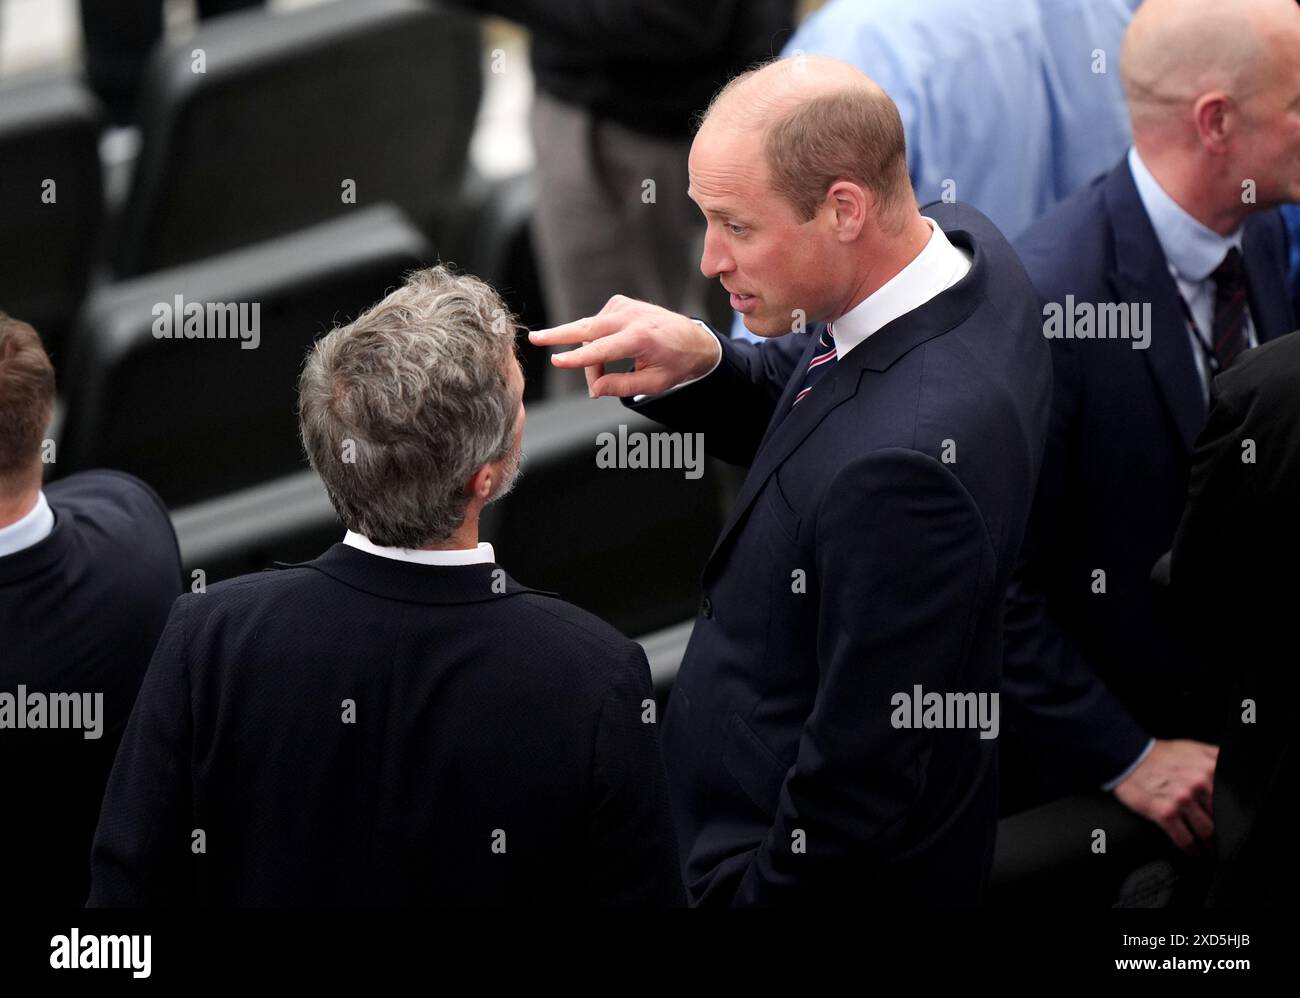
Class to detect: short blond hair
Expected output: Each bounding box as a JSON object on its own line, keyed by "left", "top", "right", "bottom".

{"left": 0, "top": 313, "right": 54, "bottom": 493}
{"left": 703, "top": 65, "right": 914, "bottom": 231}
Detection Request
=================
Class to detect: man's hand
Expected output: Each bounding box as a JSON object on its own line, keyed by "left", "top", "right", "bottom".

{"left": 527, "top": 295, "right": 721, "bottom": 399}
{"left": 1113, "top": 739, "right": 1218, "bottom": 855}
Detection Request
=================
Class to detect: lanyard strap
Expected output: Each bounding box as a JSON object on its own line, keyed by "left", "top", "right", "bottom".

{"left": 1176, "top": 291, "right": 1224, "bottom": 378}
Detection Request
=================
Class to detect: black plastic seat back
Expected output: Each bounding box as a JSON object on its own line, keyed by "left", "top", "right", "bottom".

{"left": 59, "top": 205, "right": 431, "bottom": 506}
{"left": 170, "top": 396, "right": 737, "bottom": 638}
{"left": 171, "top": 469, "right": 341, "bottom": 585}
{"left": 0, "top": 76, "right": 104, "bottom": 361}
{"left": 110, "top": 0, "right": 479, "bottom": 277}
{"left": 480, "top": 396, "right": 736, "bottom": 637}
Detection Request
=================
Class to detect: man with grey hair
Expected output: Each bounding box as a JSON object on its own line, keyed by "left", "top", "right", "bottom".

{"left": 89, "top": 265, "right": 684, "bottom": 906}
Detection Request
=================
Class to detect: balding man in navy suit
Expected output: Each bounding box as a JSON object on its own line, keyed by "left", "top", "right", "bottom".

{"left": 532, "top": 56, "right": 1052, "bottom": 905}
{"left": 1003, "top": 0, "right": 1300, "bottom": 853}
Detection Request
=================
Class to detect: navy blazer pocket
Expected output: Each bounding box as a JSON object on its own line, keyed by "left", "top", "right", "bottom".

{"left": 722, "top": 712, "right": 789, "bottom": 816}
{"left": 763, "top": 474, "right": 801, "bottom": 545}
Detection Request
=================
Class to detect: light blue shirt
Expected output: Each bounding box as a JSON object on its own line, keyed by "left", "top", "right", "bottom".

{"left": 733, "top": 0, "right": 1139, "bottom": 340}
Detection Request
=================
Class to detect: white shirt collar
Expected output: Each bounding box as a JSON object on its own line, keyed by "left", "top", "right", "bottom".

{"left": 1127, "top": 146, "right": 1244, "bottom": 282}
{"left": 343, "top": 530, "right": 495, "bottom": 566}
{"left": 0, "top": 490, "right": 55, "bottom": 558}
{"left": 830, "top": 216, "right": 972, "bottom": 360}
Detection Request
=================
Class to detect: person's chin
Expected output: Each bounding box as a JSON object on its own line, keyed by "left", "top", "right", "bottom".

{"left": 743, "top": 313, "right": 789, "bottom": 338}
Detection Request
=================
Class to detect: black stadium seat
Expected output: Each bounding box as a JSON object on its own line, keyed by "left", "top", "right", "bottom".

{"left": 443, "top": 170, "right": 552, "bottom": 400}
{"left": 481, "top": 394, "right": 736, "bottom": 637}
{"left": 0, "top": 75, "right": 104, "bottom": 363}
{"left": 635, "top": 619, "right": 694, "bottom": 709}
{"left": 168, "top": 394, "right": 735, "bottom": 640}
{"left": 989, "top": 792, "right": 1204, "bottom": 907}
{"left": 56, "top": 204, "right": 431, "bottom": 507}
{"left": 108, "top": 0, "right": 480, "bottom": 278}
{"left": 171, "top": 469, "right": 339, "bottom": 586}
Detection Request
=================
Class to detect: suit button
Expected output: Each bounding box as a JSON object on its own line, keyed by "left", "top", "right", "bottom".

{"left": 700, "top": 596, "right": 713, "bottom": 619}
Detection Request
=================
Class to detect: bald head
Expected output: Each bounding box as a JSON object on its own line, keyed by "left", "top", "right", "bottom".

{"left": 697, "top": 55, "right": 914, "bottom": 230}
{"left": 1122, "top": 0, "right": 1300, "bottom": 136}
{"left": 703, "top": 54, "right": 884, "bottom": 131}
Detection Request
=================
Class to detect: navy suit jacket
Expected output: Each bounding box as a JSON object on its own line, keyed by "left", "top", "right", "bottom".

{"left": 0, "top": 471, "right": 182, "bottom": 907}
{"left": 88, "top": 543, "right": 684, "bottom": 906}
{"left": 631, "top": 202, "right": 1052, "bottom": 905}
{"left": 1005, "top": 157, "right": 1296, "bottom": 798}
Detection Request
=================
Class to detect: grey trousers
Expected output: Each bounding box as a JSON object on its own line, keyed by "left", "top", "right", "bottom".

{"left": 529, "top": 89, "right": 719, "bottom": 394}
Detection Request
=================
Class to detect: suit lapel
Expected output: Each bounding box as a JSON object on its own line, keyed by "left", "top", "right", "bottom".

{"left": 1242, "top": 215, "right": 1295, "bottom": 345}
{"left": 753, "top": 322, "right": 827, "bottom": 452}
{"left": 707, "top": 344, "right": 859, "bottom": 566}
{"left": 1104, "top": 162, "right": 1206, "bottom": 455}
{"left": 704, "top": 217, "right": 986, "bottom": 570}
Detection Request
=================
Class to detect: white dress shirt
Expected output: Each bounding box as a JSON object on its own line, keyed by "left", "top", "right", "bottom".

{"left": 679, "top": 215, "right": 972, "bottom": 392}
{"left": 342, "top": 531, "right": 495, "bottom": 566}
{"left": 0, "top": 491, "right": 55, "bottom": 558}
{"left": 1128, "top": 146, "right": 1254, "bottom": 400}
{"left": 829, "top": 216, "right": 971, "bottom": 359}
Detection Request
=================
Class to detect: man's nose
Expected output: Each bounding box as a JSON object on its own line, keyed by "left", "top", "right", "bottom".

{"left": 699, "top": 226, "right": 733, "bottom": 279}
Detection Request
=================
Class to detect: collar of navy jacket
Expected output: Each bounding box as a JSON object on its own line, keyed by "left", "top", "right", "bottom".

{"left": 274, "top": 543, "right": 555, "bottom": 605}
{"left": 0, "top": 504, "right": 66, "bottom": 586}
{"left": 1100, "top": 157, "right": 1294, "bottom": 455}
{"left": 707, "top": 201, "right": 989, "bottom": 570}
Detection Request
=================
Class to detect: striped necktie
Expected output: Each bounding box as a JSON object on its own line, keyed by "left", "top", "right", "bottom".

{"left": 792, "top": 322, "right": 838, "bottom": 408}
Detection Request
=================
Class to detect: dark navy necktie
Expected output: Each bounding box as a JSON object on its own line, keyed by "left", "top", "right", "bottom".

{"left": 1210, "top": 247, "right": 1249, "bottom": 371}
{"left": 792, "top": 323, "right": 838, "bottom": 408}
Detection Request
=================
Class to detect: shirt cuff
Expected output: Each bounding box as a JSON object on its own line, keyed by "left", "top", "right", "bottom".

{"left": 632, "top": 319, "right": 723, "bottom": 402}
{"left": 1101, "top": 737, "right": 1156, "bottom": 792}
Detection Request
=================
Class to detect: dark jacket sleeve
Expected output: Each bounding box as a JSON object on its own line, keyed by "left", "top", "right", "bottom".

{"left": 628, "top": 324, "right": 807, "bottom": 467}
{"left": 586, "top": 643, "right": 686, "bottom": 906}
{"left": 1001, "top": 338, "right": 1150, "bottom": 787}
{"left": 1170, "top": 374, "right": 1251, "bottom": 591}
{"left": 730, "top": 450, "right": 993, "bottom": 904}
{"left": 1168, "top": 371, "right": 1253, "bottom": 732}
{"left": 88, "top": 597, "right": 195, "bottom": 907}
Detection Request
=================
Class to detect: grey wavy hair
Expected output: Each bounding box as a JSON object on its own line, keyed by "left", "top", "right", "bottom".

{"left": 298, "top": 265, "right": 519, "bottom": 548}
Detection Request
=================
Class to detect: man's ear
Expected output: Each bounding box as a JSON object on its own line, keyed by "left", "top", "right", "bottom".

{"left": 827, "top": 180, "right": 869, "bottom": 241}
{"left": 1193, "top": 92, "right": 1233, "bottom": 151}
{"left": 467, "top": 463, "right": 494, "bottom": 502}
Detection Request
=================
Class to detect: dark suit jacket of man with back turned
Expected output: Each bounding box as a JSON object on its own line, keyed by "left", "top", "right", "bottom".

{"left": 1003, "top": 157, "right": 1295, "bottom": 806}
{"left": 629, "top": 201, "right": 1052, "bottom": 906}
{"left": 0, "top": 470, "right": 182, "bottom": 908}
{"left": 88, "top": 543, "right": 684, "bottom": 906}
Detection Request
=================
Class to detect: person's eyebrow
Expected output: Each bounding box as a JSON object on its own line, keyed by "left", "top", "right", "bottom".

{"left": 688, "top": 187, "right": 744, "bottom": 218}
